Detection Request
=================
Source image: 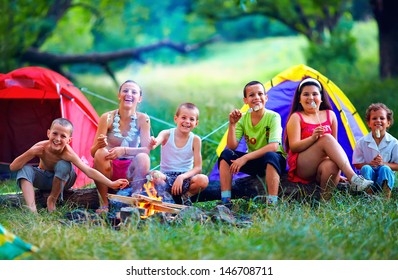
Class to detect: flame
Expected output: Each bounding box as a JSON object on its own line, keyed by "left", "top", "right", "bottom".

{"left": 137, "top": 178, "right": 162, "bottom": 218}
{"left": 142, "top": 180, "right": 161, "bottom": 200}
{"left": 137, "top": 202, "right": 156, "bottom": 218}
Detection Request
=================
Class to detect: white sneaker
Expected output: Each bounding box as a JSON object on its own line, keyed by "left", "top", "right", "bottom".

{"left": 350, "top": 175, "right": 373, "bottom": 192}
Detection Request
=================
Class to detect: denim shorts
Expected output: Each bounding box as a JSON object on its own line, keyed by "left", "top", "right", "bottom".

{"left": 16, "top": 160, "right": 76, "bottom": 191}
{"left": 164, "top": 171, "right": 191, "bottom": 194}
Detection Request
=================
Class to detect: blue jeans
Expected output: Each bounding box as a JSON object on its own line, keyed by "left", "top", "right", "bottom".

{"left": 361, "top": 165, "right": 395, "bottom": 190}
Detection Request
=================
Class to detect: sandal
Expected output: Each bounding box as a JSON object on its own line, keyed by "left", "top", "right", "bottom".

{"left": 95, "top": 205, "right": 109, "bottom": 214}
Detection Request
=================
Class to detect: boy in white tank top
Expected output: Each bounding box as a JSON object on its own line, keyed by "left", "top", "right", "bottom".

{"left": 148, "top": 103, "right": 209, "bottom": 205}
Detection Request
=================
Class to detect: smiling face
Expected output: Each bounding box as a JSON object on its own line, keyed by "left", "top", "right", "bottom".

{"left": 174, "top": 106, "right": 199, "bottom": 133}
{"left": 367, "top": 108, "right": 391, "bottom": 137}
{"left": 118, "top": 81, "right": 142, "bottom": 108}
{"left": 47, "top": 122, "right": 72, "bottom": 152}
{"left": 243, "top": 83, "right": 267, "bottom": 111}
{"left": 299, "top": 85, "right": 322, "bottom": 112}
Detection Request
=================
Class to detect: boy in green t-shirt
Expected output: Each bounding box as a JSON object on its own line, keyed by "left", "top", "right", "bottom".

{"left": 218, "top": 81, "right": 286, "bottom": 207}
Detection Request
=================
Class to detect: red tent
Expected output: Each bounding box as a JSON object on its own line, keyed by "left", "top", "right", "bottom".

{"left": 0, "top": 66, "right": 99, "bottom": 188}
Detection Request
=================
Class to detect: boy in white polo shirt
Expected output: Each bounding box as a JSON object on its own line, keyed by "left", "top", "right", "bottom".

{"left": 353, "top": 103, "right": 398, "bottom": 199}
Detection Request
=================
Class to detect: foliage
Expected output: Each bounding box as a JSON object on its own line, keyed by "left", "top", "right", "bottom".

{"left": 304, "top": 13, "right": 358, "bottom": 83}
{"left": 1, "top": 0, "right": 368, "bottom": 76}
{"left": 0, "top": 0, "right": 50, "bottom": 71}
{"left": 193, "top": 0, "right": 353, "bottom": 43}
{"left": 345, "top": 78, "right": 398, "bottom": 137}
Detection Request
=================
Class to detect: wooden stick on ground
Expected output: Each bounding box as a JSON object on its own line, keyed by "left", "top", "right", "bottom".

{"left": 107, "top": 194, "right": 187, "bottom": 215}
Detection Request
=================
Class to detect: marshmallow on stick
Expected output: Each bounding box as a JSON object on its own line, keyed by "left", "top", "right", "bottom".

{"left": 311, "top": 101, "right": 322, "bottom": 126}
{"left": 375, "top": 129, "right": 381, "bottom": 138}
{"left": 243, "top": 105, "right": 260, "bottom": 115}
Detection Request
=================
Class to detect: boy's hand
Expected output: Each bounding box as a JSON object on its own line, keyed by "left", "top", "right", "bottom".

{"left": 229, "top": 109, "right": 242, "bottom": 125}
{"left": 171, "top": 175, "right": 184, "bottom": 195}
{"left": 147, "top": 170, "right": 166, "bottom": 185}
{"left": 230, "top": 157, "right": 247, "bottom": 174}
{"left": 148, "top": 136, "right": 157, "bottom": 150}
{"left": 371, "top": 154, "right": 383, "bottom": 167}
{"left": 110, "top": 179, "right": 129, "bottom": 189}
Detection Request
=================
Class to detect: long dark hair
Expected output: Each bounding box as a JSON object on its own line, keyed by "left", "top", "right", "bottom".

{"left": 284, "top": 77, "right": 333, "bottom": 151}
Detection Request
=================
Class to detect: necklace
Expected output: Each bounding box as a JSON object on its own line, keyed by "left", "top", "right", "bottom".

{"left": 112, "top": 110, "right": 139, "bottom": 147}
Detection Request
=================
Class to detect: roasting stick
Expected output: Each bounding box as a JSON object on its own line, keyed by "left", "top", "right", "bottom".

{"left": 311, "top": 101, "right": 322, "bottom": 127}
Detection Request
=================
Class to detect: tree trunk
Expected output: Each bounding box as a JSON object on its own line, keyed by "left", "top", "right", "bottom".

{"left": 371, "top": 0, "right": 398, "bottom": 78}
{"left": 0, "top": 188, "right": 100, "bottom": 210}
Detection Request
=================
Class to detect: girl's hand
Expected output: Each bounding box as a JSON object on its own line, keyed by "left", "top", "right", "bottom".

{"left": 312, "top": 125, "right": 325, "bottom": 141}
{"left": 97, "top": 134, "right": 108, "bottom": 148}
{"left": 105, "top": 147, "right": 124, "bottom": 160}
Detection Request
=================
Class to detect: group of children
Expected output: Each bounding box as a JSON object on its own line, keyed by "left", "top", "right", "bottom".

{"left": 9, "top": 78, "right": 398, "bottom": 213}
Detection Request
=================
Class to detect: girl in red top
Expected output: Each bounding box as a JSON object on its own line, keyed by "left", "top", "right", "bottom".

{"left": 285, "top": 78, "right": 372, "bottom": 200}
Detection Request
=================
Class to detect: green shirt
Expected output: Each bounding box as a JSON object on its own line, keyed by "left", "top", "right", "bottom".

{"left": 235, "top": 109, "right": 286, "bottom": 157}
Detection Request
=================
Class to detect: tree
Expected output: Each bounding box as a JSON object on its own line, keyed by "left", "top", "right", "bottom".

{"left": 192, "top": 0, "right": 351, "bottom": 44}
{"left": 0, "top": 0, "right": 217, "bottom": 84}
{"left": 192, "top": 0, "right": 357, "bottom": 78}
{"left": 371, "top": 0, "right": 398, "bottom": 79}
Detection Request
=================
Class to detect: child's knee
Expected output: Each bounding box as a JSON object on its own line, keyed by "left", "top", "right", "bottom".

{"left": 360, "top": 165, "right": 373, "bottom": 174}
{"left": 54, "top": 160, "right": 73, "bottom": 180}
{"left": 16, "top": 165, "right": 35, "bottom": 188}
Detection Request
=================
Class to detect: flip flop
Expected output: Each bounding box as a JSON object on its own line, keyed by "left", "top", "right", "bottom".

{"left": 95, "top": 205, "right": 109, "bottom": 214}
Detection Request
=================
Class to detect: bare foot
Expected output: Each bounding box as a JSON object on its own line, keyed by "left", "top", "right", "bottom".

{"left": 24, "top": 205, "right": 38, "bottom": 213}
{"left": 47, "top": 195, "right": 57, "bottom": 212}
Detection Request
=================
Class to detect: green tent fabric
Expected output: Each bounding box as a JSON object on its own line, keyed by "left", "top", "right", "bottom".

{"left": 0, "top": 224, "right": 38, "bottom": 260}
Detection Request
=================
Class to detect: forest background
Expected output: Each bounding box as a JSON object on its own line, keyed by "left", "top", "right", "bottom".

{"left": 0, "top": 0, "right": 398, "bottom": 261}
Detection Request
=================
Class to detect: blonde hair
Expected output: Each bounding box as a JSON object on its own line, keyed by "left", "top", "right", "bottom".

{"left": 176, "top": 102, "right": 199, "bottom": 119}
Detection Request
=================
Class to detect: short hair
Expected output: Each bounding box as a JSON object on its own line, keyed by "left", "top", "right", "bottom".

{"left": 243, "top": 81, "right": 266, "bottom": 97}
{"left": 50, "top": 118, "right": 74, "bottom": 136}
{"left": 365, "top": 103, "right": 394, "bottom": 127}
{"left": 119, "top": 80, "right": 142, "bottom": 96}
{"left": 176, "top": 102, "right": 199, "bottom": 119}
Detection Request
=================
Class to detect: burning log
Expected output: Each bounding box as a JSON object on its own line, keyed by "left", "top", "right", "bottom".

{"left": 108, "top": 193, "right": 187, "bottom": 219}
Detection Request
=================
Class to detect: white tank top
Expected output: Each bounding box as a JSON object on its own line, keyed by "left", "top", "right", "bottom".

{"left": 160, "top": 128, "right": 194, "bottom": 172}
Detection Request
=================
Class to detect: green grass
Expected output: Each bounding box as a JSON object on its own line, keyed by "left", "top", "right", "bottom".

{"left": 1, "top": 189, "right": 397, "bottom": 260}
{"left": 2, "top": 20, "right": 398, "bottom": 260}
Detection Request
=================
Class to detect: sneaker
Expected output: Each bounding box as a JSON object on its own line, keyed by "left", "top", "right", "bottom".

{"left": 222, "top": 201, "right": 233, "bottom": 210}
{"left": 350, "top": 175, "right": 373, "bottom": 192}
{"left": 218, "top": 198, "right": 233, "bottom": 210}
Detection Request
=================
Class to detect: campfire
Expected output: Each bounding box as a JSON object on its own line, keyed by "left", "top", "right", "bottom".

{"left": 108, "top": 178, "right": 187, "bottom": 219}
